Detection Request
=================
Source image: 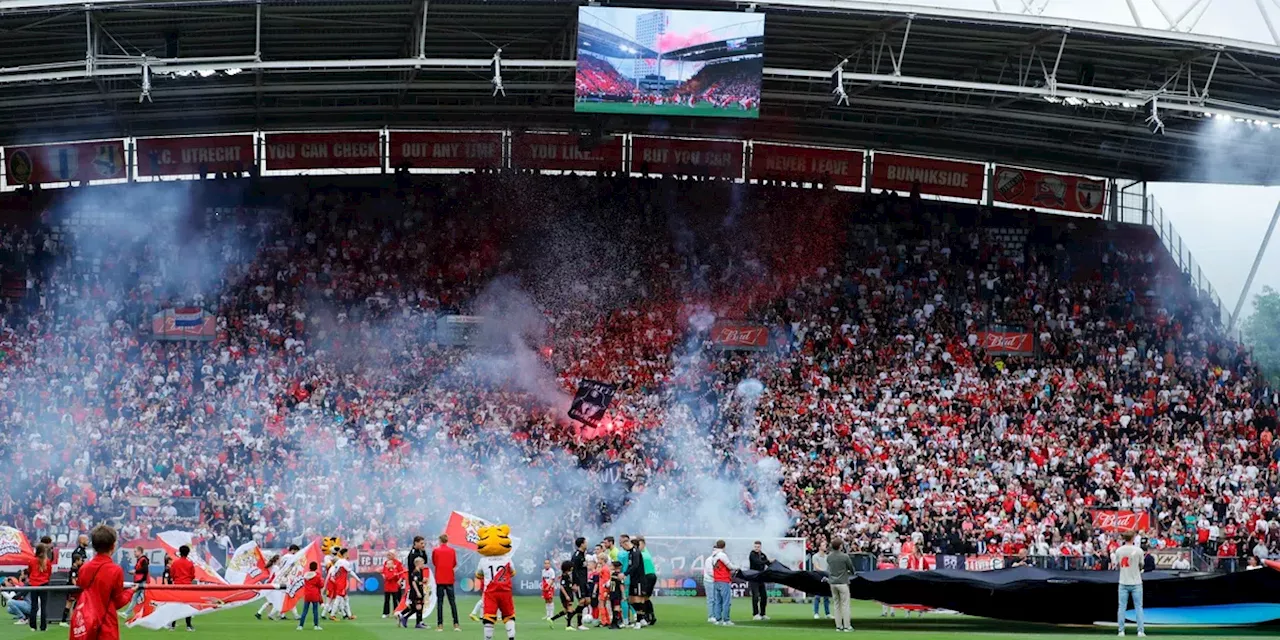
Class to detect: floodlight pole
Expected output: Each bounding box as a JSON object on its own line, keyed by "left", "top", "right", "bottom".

{"left": 1229, "top": 199, "right": 1280, "bottom": 332}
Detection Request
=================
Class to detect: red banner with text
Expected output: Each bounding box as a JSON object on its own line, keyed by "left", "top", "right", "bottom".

{"left": 264, "top": 132, "right": 381, "bottom": 170}
{"left": 631, "top": 137, "right": 743, "bottom": 178}
{"left": 136, "top": 135, "right": 255, "bottom": 177}
{"left": 511, "top": 133, "right": 623, "bottom": 172}
{"left": 4, "top": 140, "right": 126, "bottom": 185}
{"left": 388, "top": 132, "right": 503, "bottom": 169}
{"left": 750, "top": 143, "right": 863, "bottom": 187}
{"left": 1091, "top": 510, "right": 1151, "bottom": 533}
{"left": 710, "top": 321, "right": 769, "bottom": 351}
{"left": 871, "top": 153, "right": 985, "bottom": 201}
{"left": 993, "top": 165, "right": 1106, "bottom": 215}
{"left": 977, "top": 330, "right": 1035, "bottom": 357}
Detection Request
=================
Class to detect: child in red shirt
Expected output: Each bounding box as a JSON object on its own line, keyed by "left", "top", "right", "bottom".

{"left": 298, "top": 562, "right": 324, "bottom": 631}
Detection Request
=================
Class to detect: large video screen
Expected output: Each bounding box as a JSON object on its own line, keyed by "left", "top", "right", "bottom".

{"left": 575, "top": 7, "right": 765, "bottom": 119}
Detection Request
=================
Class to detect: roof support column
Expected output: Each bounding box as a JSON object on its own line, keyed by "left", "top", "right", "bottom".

{"left": 84, "top": 6, "right": 94, "bottom": 74}
{"left": 1043, "top": 29, "right": 1068, "bottom": 94}
{"left": 1123, "top": 0, "right": 1145, "bottom": 27}
{"left": 255, "top": 0, "right": 262, "bottom": 61}
{"left": 1198, "top": 49, "right": 1220, "bottom": 102}
{"left": 1258, "top": 0, "right": 1280, "bottom": 46}
{"left": 419, "top": 0, "right": 430, "bottom": 59}
{"left": 889, "top": 15, "right": 912, "bottom": 76}
{"left": 1229, "top": 198, "right": 1280, "bottom": 332}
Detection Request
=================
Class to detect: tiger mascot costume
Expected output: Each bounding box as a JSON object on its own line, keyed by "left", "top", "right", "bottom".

{"left": 474, "top": 525, "right": 516, "bottom": 640}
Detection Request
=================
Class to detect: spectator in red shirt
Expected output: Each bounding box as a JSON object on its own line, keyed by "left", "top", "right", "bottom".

{"left": 168, "top": 546, "right": 196, "bottom": 631}
{"left": 76, "top": 525, "right": 134, "bottom": 640}
{"left": 27, "top": 543, "right": 51, "bottom": 631}
{"left": 381, "top": 551, "right": 406, "bottom": 619}
{"left": 432, "top": 534, "right": 459, "bottom": 631}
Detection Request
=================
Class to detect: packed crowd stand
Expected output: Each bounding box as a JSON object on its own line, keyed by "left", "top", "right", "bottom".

{"left": 575, "top": 56, "right": 630, "bottom": 99}
{"left": 677, "top": 60, "right": 762, "bottom": 107}
{"left": 0, "top": 172, "right": 1276, "bottom": 575}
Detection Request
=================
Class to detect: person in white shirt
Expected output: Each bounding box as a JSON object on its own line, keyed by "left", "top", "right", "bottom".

{"left": 1115, "top": 532, "right": 1146, "bottom": 637}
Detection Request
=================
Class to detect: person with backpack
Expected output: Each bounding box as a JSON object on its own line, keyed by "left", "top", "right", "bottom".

{"left": 73, "top": 525, "right": 135, "bottom": 640}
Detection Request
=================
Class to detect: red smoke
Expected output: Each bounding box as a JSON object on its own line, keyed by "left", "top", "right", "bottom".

{"left": 656, "top": 29, "right": 715, "bottom": 53}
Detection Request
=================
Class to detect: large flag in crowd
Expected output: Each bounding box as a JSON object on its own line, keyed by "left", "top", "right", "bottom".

{"left": 125, "top": 531, "right": 263, "bottom": 629}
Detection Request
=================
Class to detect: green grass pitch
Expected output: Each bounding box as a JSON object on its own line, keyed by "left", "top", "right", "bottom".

{"left": 574, "top": 102, "right": 758, "bottom": 119}
{"left": 14, "top": 595, "right": 1275, "bottom": 640}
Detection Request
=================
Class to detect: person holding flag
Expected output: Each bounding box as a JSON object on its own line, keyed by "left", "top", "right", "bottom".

{"left": 77, "top": 525, "right": 137, "bottom": 640}
{"left": 277, "top": 544, "right": 302, "bottom": 621}
{"left": 168, "top": 546, "right": 197, "bottom": 632}
{"left": 255, "top": 555, "right": 282, "bottom": 620}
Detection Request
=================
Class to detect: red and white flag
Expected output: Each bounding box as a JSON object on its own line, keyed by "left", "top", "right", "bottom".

{"left": 126, "top": 531, "right": 260, "bottom": 629}
{"left": 0, "top": 526, "right": 35, "bottom": 570}
{"left": 223, "top": 541, "right": 269, "bottom": 585}
{"left": 265, "top": 538, "right": 325, "bottom": 613}
{"left": 443, "top": 511, "right": 493, "bottom": 552}
{"left": 442, "top": 511, "right": 521, "bottom": 552}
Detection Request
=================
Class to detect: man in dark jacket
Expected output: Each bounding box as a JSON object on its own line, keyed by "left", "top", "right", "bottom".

{"left": 748, "top": 541, "right": 771, "bottom": 620}
{"left": 405, "top": 536, "right": 429, "bottom": 582}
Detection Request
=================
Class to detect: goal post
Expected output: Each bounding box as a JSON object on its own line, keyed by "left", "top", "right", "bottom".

{"left": 642, "top": 536, "right": 806, "bottom": 599}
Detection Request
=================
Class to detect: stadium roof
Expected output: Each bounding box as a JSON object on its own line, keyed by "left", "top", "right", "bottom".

{"left": 666, "top": 36, "right": 765, "bottom": 62}
{"left": 2, "top": 0, "right": 1280, "bottom": 185}
{"left": 578, "top": 23, "right": 659, "bottom": 60}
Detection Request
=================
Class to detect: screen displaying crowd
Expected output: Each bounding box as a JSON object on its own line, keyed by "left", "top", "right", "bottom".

{"left": 0, "top": 170, "right": 1276, "bottom": 575}
{"left": 574, "top": 7, "right": 764, "bottom": 118}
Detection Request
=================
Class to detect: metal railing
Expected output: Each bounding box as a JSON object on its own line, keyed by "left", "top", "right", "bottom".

{"left": 1116, "top": 188, "right": 1232, "bottom": 332}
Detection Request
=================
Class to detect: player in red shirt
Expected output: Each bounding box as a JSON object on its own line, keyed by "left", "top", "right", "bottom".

{"left": 77, "top": 526, "right": 136, "bottom": 640}
{"left": 169, "top": 545, "right": 196, "bottom": 631}
{"left": 326, "top": 548, "right": 358, "bottom": 621}
{"left": 539, "top": 559, "right": 556, "bottom": 620}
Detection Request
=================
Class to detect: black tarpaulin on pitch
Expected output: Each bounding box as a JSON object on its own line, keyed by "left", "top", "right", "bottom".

{"left": 741, "top": 561, "right": 1280, "bottom": 625}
